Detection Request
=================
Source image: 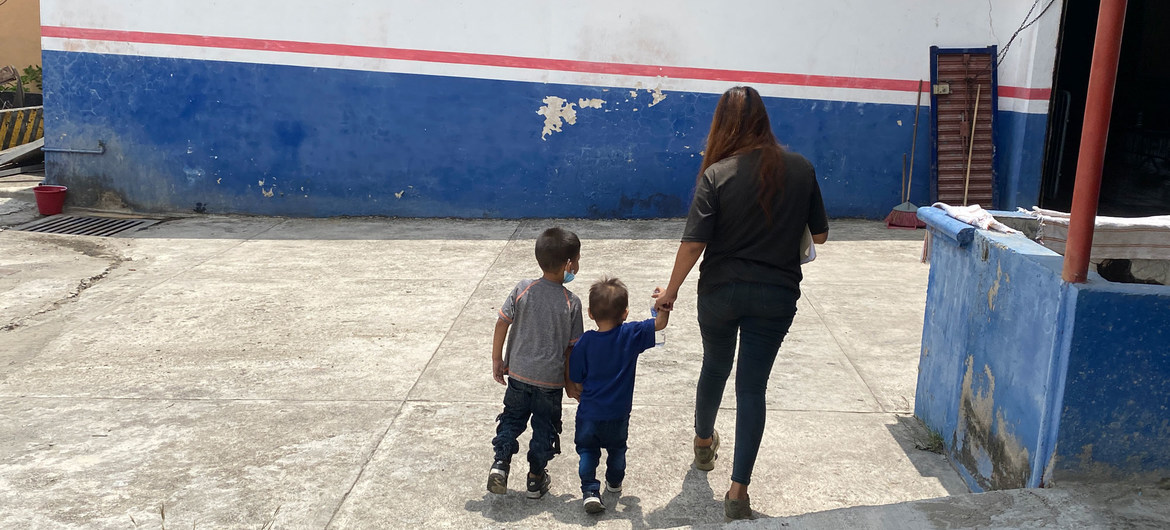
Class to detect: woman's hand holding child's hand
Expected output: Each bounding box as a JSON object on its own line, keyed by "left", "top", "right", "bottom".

{"left": 653, "top": 287, "right": 676, "bottom": 312}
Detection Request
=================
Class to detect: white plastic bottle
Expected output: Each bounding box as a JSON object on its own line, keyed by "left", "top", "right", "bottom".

{"left": 649, "top": 305, "right": 666, "bottom": 347}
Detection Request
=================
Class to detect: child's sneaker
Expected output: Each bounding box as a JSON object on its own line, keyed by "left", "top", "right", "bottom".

{"left": 526, "top": 470, "right": 551, "bottom": 499}
{"left": 583, "top": 491, "right": 605, "bottom": 514}
{"left": 605, "top": 480, "right": 622, "bottom": 494}
{"left": 693, "top": 429, "right": 720, "bottom": 471}
{"left": 487, "top": 460, "right": 509, "bottom": 495}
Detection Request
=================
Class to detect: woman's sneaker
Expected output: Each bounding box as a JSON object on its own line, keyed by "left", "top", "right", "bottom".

{"left": 526, "top": 471, "right": 551, "bottom": 499}
{"left": 724, "top": 492, "right": 756, "bottom": 520}
{"left": 583, "top": 491, "right": 605, "bottom": 514}
{"left": 487, "top": 460, "right": 509, "bottom": 495}
{"left": 693, "top": 430, "right": 720, "bottom": 471}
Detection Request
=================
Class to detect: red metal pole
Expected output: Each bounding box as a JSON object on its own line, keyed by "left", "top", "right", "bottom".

{"left": 1062, "top": 0, "right": 1128, "bottom": 283}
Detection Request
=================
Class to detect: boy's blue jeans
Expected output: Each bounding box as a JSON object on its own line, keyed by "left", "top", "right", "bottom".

{"left": 695, "top": 282, "right": 798, "bottom": 486}
{"left": 575, "top": 416, "right": 629, "bottom": 494}
{"left": 493, "top": 378, "right": 563, "bottom": 475}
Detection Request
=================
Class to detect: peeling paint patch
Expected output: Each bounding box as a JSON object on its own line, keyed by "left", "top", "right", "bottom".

{"left": 216, "top": 178, "right": 221, "bottom": 184}
{"left": 538, "top": 96, "right": 606, "bottom": 139}
{"left": 182, "top": 167, "right": 204, "bottom": 185}
{"left": 261, "top": 187, "right": 275, "bottom": 198}
{"left": 629, "top": 90, "right": 639, "bottom": 98}
{"left": 537, "top": 96, "right": 578, "bottom": 140}
{"left": 258, "top": 179, "right": 265, "bottom": 187}
{"left": 394, "top": 190, "right": 405, "bottom": 199}
{"left": 647, "top": 85, "right": 667, "bottom": 107}
{"left": 578, "top": 98, "right": 605, "bottom": 109}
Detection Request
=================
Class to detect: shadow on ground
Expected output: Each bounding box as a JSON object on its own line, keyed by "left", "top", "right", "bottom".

{"left": 887, "top": 415, "right": 971, "bottom": 496}
{"left": 464, "top": 467, "right": 730, "bottom": 528}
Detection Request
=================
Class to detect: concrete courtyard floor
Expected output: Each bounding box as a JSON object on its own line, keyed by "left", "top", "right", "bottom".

{"left": 1, "top": 177, "right": 1167, "bottom": 528}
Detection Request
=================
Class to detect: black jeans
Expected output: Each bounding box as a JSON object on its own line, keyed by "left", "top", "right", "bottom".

{"left": 695, "top": 282, "right": 798, "bottom": 485}
{"left": 575, "top": 416, "right": 629, "bottom": 494}
{"left": 493, "top": 378, "right": 563, "bottom": 475}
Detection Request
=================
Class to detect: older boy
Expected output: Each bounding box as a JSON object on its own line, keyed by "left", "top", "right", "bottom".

{"left": 488, "top": 227, "right": 584, "bottom": 499}
{"left": 569, "top": 277, "right": 669, "bottom": 513}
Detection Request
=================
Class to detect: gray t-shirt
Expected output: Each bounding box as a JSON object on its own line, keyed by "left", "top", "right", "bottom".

{"left": 498, "top": 278, "right": 584, "bottom": 389}
{"left": 683, "top": 149, "right": 829, "bottom": 294}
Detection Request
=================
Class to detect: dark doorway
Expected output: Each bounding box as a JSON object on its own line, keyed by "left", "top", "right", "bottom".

{"left": 1042, "top": 0, "right": 1170, "bottom": 216}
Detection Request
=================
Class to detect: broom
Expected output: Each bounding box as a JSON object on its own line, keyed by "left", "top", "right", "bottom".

{"left": 886, "top": 80, "right": 926, "bottom": 229}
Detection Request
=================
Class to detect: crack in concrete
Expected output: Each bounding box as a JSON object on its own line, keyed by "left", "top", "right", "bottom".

{"left": 2, "top": 237, "right": 130, "bottom": 332}
{"left": 804, "top": 291, "right": 890, "bottom": 412}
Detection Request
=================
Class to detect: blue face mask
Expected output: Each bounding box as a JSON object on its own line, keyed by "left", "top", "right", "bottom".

{"left": 563, "top": 270, "right": 576, "bottom": 284}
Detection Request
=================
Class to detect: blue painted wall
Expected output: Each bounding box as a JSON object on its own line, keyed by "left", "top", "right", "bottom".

{"left": 916, "top": 215, "right": 1067, "bottom": 492}
{"left": 918, "top": 209, "right": 1170, "bottom": 490}
{"left": 1055, "top": 284, "right": 1170, "bottom": 480}
{"left": 42, "top": 51, "right": 1045, "bottom": 219}
{"left": 995, "top": 111, "right": 1048, "bottom": 210}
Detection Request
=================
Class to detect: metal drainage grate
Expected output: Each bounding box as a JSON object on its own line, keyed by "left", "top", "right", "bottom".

{"left": 14, "top": 215, "right": 161, "bottom": 237}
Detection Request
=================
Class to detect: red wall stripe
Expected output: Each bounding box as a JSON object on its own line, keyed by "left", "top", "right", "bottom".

{"left": 998, "top": 85, "right": 1052, "bottom": 100}
{"left": 43, "top": 25, "right": 1051, "bottom": 100}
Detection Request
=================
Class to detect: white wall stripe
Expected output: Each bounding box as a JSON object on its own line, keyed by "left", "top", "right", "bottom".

{"left": 42, "top": 37, "right": 1049, "bottom": 114}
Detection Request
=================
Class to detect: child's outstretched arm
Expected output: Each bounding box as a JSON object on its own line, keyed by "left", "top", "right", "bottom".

{"left": 492, "top": 318, "right": 510, "bottom": 385}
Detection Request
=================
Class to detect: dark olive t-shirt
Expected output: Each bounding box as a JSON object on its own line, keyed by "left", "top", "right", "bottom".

{"left": 682, "top": 149, "right": 829, "bottom": 294}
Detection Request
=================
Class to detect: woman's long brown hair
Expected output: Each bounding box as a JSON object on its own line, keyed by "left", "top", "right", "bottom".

{"left": 699, "top": 86, "right": 786, "bottom": 221}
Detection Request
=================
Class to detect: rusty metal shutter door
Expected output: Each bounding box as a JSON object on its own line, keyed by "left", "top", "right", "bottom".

{"left": 931, "top": 47, "right": 998, "bottom": 207}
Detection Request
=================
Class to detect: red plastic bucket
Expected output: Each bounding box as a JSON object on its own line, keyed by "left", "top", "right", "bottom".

{"left": 33, "top": 185, "right": 68, "bottom": 215}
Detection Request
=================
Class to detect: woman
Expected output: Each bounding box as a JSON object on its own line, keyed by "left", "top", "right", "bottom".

{"left": 654, "top": 86, "right": 829, "bottom": 520}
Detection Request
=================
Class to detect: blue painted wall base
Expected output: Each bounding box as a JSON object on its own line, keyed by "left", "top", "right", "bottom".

{"left": 43, "top": 51, "right": 1046, "bottom": 218}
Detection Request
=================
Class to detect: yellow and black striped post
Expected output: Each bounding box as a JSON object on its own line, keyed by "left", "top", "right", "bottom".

{"left": 0, "top": 106, "right": 44, "bottom": 151}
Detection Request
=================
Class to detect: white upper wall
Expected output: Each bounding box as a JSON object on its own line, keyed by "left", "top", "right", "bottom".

{"left": 42, "top": 0, "right": 1063, "bottom": 111}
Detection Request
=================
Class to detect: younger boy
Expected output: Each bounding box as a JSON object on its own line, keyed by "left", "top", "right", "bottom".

{"left": 488, "top": 227, "right": 584, "bottom": 499}
{"left": 569, "top": 277, "right": 669, "bottom": 513}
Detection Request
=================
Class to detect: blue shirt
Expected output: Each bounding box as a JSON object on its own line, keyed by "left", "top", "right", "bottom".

{"left": 569, "top": 318, "right": 656, "bottom": 421}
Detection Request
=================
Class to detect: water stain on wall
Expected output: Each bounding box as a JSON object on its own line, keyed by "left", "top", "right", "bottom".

{"left": 988, "top": 263, "right": 1002, "bottom": 310}
{"left": 953, "top": 355, "right": 1032, "bottom": 490}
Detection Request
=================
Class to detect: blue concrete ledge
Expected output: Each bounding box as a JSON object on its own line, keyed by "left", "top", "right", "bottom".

{"left": 916, "top": 224, "right": 1170, "bottom": 492}
{"left": 918, "top": 206, "right": 975, "bottom": 247}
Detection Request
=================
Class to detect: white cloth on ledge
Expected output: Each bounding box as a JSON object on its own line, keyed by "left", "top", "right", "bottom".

{"left": 1024, "top": 207, "right": 1170, "bottom": 261}
{"left": 931, "top": 202, "right": 1019, "bottom": 234}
